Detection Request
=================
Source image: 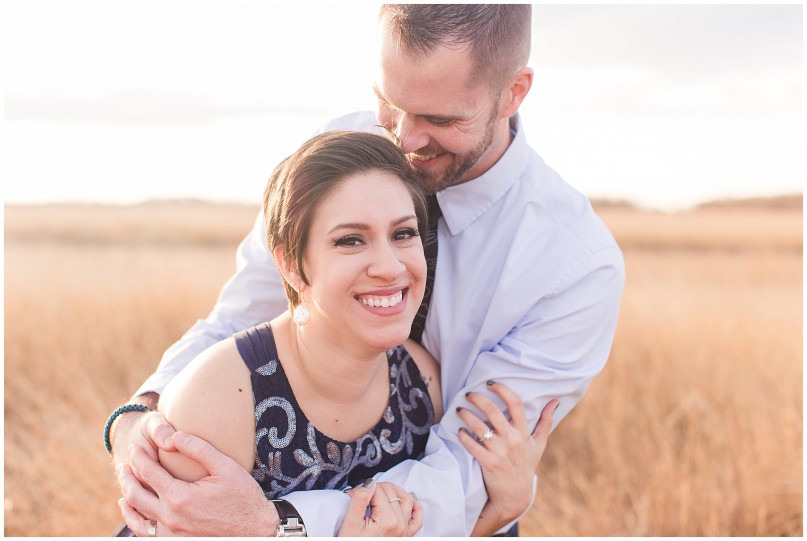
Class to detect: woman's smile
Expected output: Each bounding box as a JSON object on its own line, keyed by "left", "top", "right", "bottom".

{"left": 356, "top": 287, "right": 408, "bottom": 313}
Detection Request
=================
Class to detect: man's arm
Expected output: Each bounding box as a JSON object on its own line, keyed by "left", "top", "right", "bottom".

{"left": 118, "top": 240, "right": 623, "bottom": 537}
{"left": 283, "top": 247, "right": 625, "bottom": 535}
{"left": 111, "top": 210, "right": 291, "bottom": 535}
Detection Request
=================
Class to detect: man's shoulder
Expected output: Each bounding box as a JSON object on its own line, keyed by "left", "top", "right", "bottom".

{"left": 318, "top": 111, "right": 385, "bottom": 135}
{"left": 514, "top": 152, "right": 620, "bottom": 255}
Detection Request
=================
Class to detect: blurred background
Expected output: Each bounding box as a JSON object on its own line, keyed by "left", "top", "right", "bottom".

{"left": 4, "top": 2, "right": 803, "bottom": 536}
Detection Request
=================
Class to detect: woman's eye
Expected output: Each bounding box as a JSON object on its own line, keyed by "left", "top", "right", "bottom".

{"left": 393, "top": 228, "right": 420, "bottom": 241}
{"left": 333, "top": 235, "right": 364, "bottom": 247}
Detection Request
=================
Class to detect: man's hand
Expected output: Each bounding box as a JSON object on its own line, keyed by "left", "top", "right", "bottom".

{"left": 117, "top": 431, "right": 279, "bottom": 536}
{"left": 110, "top": 393, "right": 177, "bottom": 470}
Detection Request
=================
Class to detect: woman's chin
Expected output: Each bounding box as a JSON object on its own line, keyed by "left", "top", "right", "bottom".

{"left": 363, "top": 326, "right": 412, "bottom": 352}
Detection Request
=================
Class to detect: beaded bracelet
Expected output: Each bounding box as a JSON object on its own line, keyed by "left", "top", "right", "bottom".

{"left": 103, "top": 403, "right": 153, "bottom": 455}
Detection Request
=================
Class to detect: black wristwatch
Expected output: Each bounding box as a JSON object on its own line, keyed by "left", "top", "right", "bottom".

{"left": 271, "top": 499, "right": 307, "bottom": 537}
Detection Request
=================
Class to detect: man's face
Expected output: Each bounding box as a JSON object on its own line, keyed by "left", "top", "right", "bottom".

{"left": 374, "top": 32, "right": 507, "bottom": 194}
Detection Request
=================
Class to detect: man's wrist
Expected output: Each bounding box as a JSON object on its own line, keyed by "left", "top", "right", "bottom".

{"left": 108, "top": 392, "right": 160, "bottom": 458}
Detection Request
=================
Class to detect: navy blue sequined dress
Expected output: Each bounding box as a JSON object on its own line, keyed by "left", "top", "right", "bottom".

{"left": 234, "top": 323, "right": 435, "bottom": 499}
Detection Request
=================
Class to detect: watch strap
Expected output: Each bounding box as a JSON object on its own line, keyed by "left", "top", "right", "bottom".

{"left": 272, "top": 499, "right": 307, "bottom": 537}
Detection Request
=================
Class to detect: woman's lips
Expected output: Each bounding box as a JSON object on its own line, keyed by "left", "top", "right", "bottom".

{"left": 355, "top": 288, "right": 408, "bottom": 315}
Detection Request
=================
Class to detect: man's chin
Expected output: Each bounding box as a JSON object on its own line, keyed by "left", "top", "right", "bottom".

{"left": 413, "top": 172, "right": 444, "bottom": 194}
{"left": 411, "top": 166, "right": 454, "bottom": 194}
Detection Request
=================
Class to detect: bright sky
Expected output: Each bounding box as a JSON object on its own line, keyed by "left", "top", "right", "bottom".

{"left": 4, "top": 2, "right": 804, "bottom": 210}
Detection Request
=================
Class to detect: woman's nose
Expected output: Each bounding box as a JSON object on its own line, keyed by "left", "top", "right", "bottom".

{"left": 367, "top": 242, "right": 406, "bottom": 279}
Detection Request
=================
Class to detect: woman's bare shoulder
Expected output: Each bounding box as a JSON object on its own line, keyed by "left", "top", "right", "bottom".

{"left": 158, "top": 338, "right": 255, "bottom": 481}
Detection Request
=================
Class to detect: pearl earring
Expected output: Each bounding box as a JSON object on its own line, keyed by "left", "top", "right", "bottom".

{"left": 293, "top": 304, "right": 310, "bottom": 326}
{"left": 292, "top": 283, "right": 309, "bottom": 327}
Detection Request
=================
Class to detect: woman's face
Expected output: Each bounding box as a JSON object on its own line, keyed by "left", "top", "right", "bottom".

{"left": 301, "top": 169, "right": 426, "bottom": 351}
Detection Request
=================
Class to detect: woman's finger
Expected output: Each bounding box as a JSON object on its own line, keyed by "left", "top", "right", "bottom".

{"left": 378, "top": 483, "right": 406, "bottom": 533}
{"left": 532, "top": 399, "right": 560, "bottom": 443}
{"left": 366, "top": 482, "right": 393, "bottom": 526}
{"left": 407, "top": 499, "right": 423, "bottom": 536}
{"left": 340, "top": 480, "right": 377, "bottom": 535}
{"left": 391, "top": 485, "right": 415, "bottom": 532}
{"left": 465, "top": 391, "right": 512, "bottom": 435}
{"left": 458, "top": 426, "right": 495, "bottom": 468}
{"left": 456, "top": 406, "right": 493, "bottom": 441}
{"left": 486, "top": 381, "right": 528, "bottom": 430}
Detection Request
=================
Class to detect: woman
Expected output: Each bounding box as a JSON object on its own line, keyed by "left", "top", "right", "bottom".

{"left": 127, "top": 131, "right": 555, "bottom": 536}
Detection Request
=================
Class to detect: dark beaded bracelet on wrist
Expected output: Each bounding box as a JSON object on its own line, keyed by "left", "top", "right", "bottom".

{"left": 103, "top": 403, "right": 153, "bottom": 455}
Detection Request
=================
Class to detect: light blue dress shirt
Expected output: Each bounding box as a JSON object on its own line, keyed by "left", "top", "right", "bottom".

{"left": 137, "top": 111, "right": 625, "bottom": 536}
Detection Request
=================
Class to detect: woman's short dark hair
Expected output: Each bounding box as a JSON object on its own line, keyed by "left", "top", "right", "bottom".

{"left": 263, "top": 131, "right": 428, "bottom": 308}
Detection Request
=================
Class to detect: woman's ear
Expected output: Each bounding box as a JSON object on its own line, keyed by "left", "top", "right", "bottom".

{"left": 272, "top": 245, "right": 302, "bottom": 291}
{"left": 497, "top": 66, "right": 533, "bottom": 119}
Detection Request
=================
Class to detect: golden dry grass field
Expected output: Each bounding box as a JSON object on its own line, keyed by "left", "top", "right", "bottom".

{"left": 4, "top": 199, "right": 803, "bottom": 536}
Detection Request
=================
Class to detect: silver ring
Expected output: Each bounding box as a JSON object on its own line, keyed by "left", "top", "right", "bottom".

{"left": 480, "top": 429, "right": 494, "bottom": 442}
{"left": 147, "top": 520, "right": 157, "bottom": 537}
{"left": 389, "top": 497, "right": 401, "bottom": 503}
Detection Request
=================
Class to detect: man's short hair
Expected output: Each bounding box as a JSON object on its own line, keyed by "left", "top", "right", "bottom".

{"left": 380, "top": 4, "right": 531, "bottom": 95}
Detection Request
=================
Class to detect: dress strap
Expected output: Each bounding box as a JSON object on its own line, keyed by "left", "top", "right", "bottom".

{"left": 234, "top": 323, "right": 280, "bottom": 375}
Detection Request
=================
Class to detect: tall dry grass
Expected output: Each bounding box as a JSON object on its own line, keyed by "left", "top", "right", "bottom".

{"left": 4, "top": 204, "right": 257, "bottom": 536}
{"left": 4, "top": 202, "right": 803, "bottom": 536}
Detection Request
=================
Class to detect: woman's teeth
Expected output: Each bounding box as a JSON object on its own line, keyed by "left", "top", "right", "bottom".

{"left": 359, "top": 290, "right": 404, "bottom": 308}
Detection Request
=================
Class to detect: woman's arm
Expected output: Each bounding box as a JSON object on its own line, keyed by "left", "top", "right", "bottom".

{"left": 157, "top": 338, "right": 256, "bottom": 481}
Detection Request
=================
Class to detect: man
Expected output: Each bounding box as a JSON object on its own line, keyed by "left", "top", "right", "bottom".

{"left": 112, "top": 4, "right": 624, "bottom": 536}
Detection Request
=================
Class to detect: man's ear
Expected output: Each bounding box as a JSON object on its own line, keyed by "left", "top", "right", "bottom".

{"left": 497, "top": 67, "right": 533, "bottom": 119}
{"left": 272, "top": 245, "right": 302, "bottom": 290}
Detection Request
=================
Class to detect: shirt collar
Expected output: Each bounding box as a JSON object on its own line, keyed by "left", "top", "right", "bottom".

{"left": 436, "top": 115, "right": 530, "bottom": 236}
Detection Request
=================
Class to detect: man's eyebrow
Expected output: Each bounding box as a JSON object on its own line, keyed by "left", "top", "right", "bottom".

{"left": 328, "top": 215, "right": 417, "bottom": 235}
{"left": 373, "top": 85, "right": 459, "bottom": 124}
{"left": 372, "top": 85, "right": 397, "bottom": 111}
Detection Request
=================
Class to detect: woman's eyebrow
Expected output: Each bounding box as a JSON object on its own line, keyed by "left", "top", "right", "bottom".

{"left": 328, "top": 215, "right": 417, "bottom": 235}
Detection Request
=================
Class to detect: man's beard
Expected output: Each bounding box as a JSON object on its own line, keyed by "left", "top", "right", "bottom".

{"left": 408, "top": 112, "right": 498, "bottom": 195}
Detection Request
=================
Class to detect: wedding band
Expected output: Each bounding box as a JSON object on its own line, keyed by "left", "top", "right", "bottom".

{"left": 147, "top": 520, "right": 157, "bottom": 537}
{"left": 389, "top": 497, "right": 401, "bottom": 503}
{"left": 480, "top": 429, "right": 494, "bottom": 442}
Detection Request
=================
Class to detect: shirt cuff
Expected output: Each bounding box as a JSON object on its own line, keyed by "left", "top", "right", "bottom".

{"left": 281, "top": 489, "right": 351, "bottom": 537}
{"left": 133, "top": 371, "right": 175, "bottom": 398}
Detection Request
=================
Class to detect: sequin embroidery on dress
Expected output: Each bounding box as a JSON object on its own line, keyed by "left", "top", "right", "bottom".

{"left": 234, "top": 323, "right": 434, "bottom": 499}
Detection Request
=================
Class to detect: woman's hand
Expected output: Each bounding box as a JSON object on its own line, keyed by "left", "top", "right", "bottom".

{"left": 338, "top": 479, "right": 422, "bottom": 537}
{"left": 457, "top": 382, "right": 559, "bottom": 535}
